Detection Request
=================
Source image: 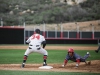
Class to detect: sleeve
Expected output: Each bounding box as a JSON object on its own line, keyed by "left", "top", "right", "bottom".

{"left": 74, "top": 53, "right": 81, "bottom": 67}
{"left": 41, "top": 36, "right": 46, "bottom": 48}
{"left": 76, "top": 59, "right": 80, "bottom": 63}
{"left": 63, "top": 55, "right": 69, "bottom": 66}
{"left": 42, "top": 36, "right": 45, "bottom": 41}
{"left": 26, "top": 37, "right": 31, "bottom": 43}
{"left": 64, "top": 59, "right": 68, "bottom": 65}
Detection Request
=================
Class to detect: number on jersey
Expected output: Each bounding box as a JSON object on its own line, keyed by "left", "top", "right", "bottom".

{"left": 31, "top": 34, "right": 40, "bottom": 40}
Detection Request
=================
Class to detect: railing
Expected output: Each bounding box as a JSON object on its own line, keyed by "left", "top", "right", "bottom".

{"left": 25, "top": 30, "right": 100, "bottom": 40}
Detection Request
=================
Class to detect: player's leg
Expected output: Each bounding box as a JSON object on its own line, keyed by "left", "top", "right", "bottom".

{"left": 41, "top": 49, "right": 48, "bottom": 66}
{"left": 36, "top": 48, "right": 48, "bottom": 66}
{"left": 81, "top": 52, "right": 90, "bottom": 63}
{"left": 21, "top": 55, "right": 28, "bottom": 68}
{"left": 21, "top": 47, "right": 33, "bottom": 68}
{"left": 95, "top": 46, "right": 100, "bottom": 53}
{"left": 43, "top": 55, "right": 48, "bottom": 66}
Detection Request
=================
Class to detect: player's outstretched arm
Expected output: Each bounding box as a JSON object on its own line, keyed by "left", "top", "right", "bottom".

{"left": 75, "top": 59, "right": 80, "bottom": 68}
{"left": 62, "top": 59, "right": 68, "bottom": 67}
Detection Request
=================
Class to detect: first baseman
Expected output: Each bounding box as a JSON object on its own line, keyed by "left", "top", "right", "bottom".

{"left": 62, "top": 48, "right": 90, "bottom": 68}
{"left": 21, "top": 29, "right": 48, "bottom": 68}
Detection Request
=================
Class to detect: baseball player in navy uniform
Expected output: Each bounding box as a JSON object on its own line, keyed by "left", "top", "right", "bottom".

{"left": 95, "top": 46, "right": 100, "bottom": 53}
{"left": 62, "top": 48, "right": 90, "bottom": 68}
{"left": 21, "top": 29, "right": 48, "bottom": 68}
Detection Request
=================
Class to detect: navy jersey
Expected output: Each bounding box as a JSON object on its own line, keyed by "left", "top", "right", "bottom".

{"left": 66, "top": 53, "right": 82, "bottom": 62}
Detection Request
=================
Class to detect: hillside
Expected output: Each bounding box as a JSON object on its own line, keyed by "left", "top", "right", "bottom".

{"left": 25, "top": 20, "right": 100, "bottom": 31}
{"left": 0, "top": 0, "right": 100, "bottom": 25}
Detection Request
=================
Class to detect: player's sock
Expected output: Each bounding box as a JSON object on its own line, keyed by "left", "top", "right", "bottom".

{"left": 21, "top": 55, "right": 28, "bottom": 68}
{"left": 23, "top": 60, "right": 26, "bottom": 63}
{"left": 43, "top": 55, "right": 47, "bottom": 66}
{"left": 23, "top": 55, "right": 28, "bottom": 64}
{"left": 43, "top": 60, "right": 46, "bottom": 64}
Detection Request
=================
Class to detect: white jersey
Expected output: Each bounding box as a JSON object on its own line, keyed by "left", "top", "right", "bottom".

{"left": 25, "top": 33, "right": 48, "bottom": 56}
{"left": 26, "top": 33, "right": 45, "bottom": 46}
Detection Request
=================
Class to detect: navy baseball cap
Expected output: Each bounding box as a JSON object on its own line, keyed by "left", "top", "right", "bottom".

{"left": 35, "top": 29, "right": 40, "bottom": 33}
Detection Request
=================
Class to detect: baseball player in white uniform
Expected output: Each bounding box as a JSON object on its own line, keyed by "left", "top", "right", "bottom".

{"left": 21, "top": 29, "right": 48, "bottom": 68}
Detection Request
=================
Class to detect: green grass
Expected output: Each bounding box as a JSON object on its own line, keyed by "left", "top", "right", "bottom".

{"left": 0, "top": 49, "right": 100, "bottom": 75}
{"left": 0, "top": 49, "right": 100, "bottom": 64}
{"left": 0, "top": 70, "right": 100, "bottom": 75}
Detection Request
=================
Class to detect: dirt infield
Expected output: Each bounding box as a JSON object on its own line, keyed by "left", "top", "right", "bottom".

{"left": 0, "top": 45, "right": 97, "bottom": 50}
{"left": 0, "top": 45, "right": 100, "bottom": 73}
{"left": 0, "top": 60, "right": 100, "bottom": 73}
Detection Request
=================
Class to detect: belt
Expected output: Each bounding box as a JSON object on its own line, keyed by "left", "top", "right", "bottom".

{"left": 29, "top": 44, "right": 40, "bottom": 47}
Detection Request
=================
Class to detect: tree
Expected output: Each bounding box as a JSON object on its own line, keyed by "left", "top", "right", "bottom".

{"left": 0, "top": 0, "right": 10, "bottom": 13}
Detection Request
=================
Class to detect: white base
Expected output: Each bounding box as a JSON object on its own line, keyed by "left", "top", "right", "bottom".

{"left": 39, "top": 66, "right": 53, "bottom": 69}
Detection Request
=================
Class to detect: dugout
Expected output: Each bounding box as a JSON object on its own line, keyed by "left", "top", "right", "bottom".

{"left": 0, "top": 26, "right": 24, "bottom": 44}
{"left": 46, "top": 39, "right": 98, "bottom": 44}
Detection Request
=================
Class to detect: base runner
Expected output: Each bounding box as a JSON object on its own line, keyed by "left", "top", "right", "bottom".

{"left": 62, "top": 48, "right": 90, "bottom": 68}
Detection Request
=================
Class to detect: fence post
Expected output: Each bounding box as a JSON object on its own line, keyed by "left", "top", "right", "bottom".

{"left": 23, "top": 21, "right": 26, "bottom": 45}
{"left": 68, "top": 31, "right": 69, "bottom": 39}
{"left": 1, "top": 18, "right": 3, "bottom": 27}
{"left": 92, "top": 25, "right": 94, "bottom": 39}
{"left": 98, "top": 39, "right": 100, "bottom": 45}
{"left": 80, "top": 31, "right": 82, "bottom": 39}
{"left": 60, "top": 23, "right": 63, "bottom": 38}
{"left": 76, "top": 22, "right": 79, "bottom": 39}
{"left": 77, "top": 25, "right": 79, "bottom": 39}
{"left": 55, "top": 25, "right": 57, "bottom": 38}
{"left": 43, "top": 22, "right": 46, "bottom": 37}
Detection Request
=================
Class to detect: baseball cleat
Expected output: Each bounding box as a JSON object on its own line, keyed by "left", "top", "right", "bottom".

{"left": 87, "top": 52, "right": 89, "bottom": 54}
{"left": 21, "top": 63, "right": 25, "bottom": 68}
{"left": 87, "top": 52, "right": 91, "bottom": 57}
{"left": 87, "top": 61, "right": 91, "bottom": 65}
{"left": 43, "top": 63, "right": 47, "bottom": 66}
{"left": 85, "top": 61, "right": 91, "bottom": 65}
{"left": 95, "top": 50, "right": 98, "bottom": 53}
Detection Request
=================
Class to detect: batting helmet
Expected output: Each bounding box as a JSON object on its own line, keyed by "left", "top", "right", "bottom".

{"left": 68, "top": 48, "right": 74, "bottom": 53}
{"left": 35, "top": 29, "right": 40, "bottom": 34}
